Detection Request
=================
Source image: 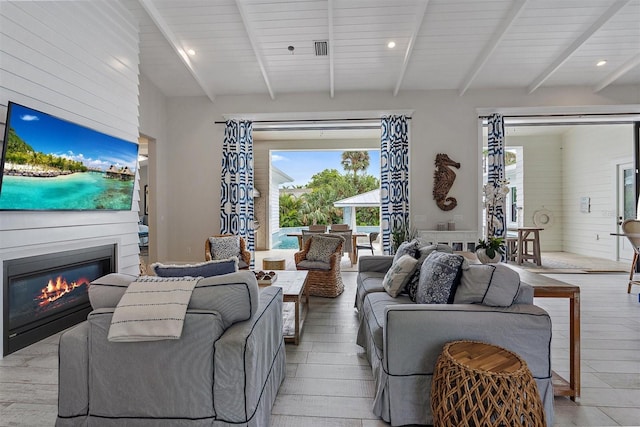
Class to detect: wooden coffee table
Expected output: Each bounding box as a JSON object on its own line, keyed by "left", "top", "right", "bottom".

{"left": 258, "top": 270, "right": 309, "bottom": 345}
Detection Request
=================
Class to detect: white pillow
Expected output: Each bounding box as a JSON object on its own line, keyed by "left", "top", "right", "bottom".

{"left": 382, "top": 255, "right": 419, "bottom": 297}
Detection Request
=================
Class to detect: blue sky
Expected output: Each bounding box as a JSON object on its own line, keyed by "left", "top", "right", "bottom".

{"left": 7, "top": 103, "right": 138, "bottom": 171}
{"left": 272, "top": 150, "right": 380, "bottom": 187}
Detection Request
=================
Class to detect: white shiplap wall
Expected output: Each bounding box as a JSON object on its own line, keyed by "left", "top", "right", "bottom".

{"left": 0, "top": 1, "right": 141, "bottom": 356}
{"left": 507, "top": 135, "right": 564, "bottom": 251}
{"left": 562, "top": 124, "right": 634, "bottom": 259}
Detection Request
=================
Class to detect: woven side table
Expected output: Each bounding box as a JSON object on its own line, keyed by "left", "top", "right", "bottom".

{"left": 263, "top": 257, "right": 286, "bottom": 270}
{"left": 431, "top": 340, "right": 546, "bottom": 427}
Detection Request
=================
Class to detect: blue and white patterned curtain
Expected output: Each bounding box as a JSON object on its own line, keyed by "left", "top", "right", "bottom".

{"left": 486, "top": 113, "right": 506, "bottom": 239}
{"left": 220, "top": 120, "right": 254, "bottom": 266}
{"left": 380, "top": 115, "right": 410, "bottom": 255}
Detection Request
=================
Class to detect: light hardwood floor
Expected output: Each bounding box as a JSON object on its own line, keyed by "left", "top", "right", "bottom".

{"left": 1, "top": 270, "right": 639, "bottom": 426}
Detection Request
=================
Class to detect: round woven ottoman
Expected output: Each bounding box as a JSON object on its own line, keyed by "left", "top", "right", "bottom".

{"left": 262, "top": 257, "right": 286, "bottom": 270}
{"left": 431, "top": 340, "right": 546, "bottom": 427}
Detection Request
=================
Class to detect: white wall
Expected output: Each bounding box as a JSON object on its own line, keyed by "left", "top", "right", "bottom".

{"left": 137, "top": 73, "right": 168, "bottom": 262}
{"left": 562, "top": 124, "right": 634, "bottom": 259}
{"left": 0, "top": 1, "right": 140, "bottom": 356}
{"left": 154, "top": 87, "right": 638, "bottom": 262}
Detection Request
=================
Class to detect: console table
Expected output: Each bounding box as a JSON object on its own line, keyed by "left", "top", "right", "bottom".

{"left": 418, "top": 230, "right": 478, "bottom": 252}
{"left": 505, "top": 264, "right": 580, "bottom": 400}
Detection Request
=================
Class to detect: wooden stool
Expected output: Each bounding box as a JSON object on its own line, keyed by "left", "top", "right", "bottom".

{"left": 263, "top": 257, "right": 286, "bottom": 270}
{"left": 431, "top": 340, "right": 545, "bottom": 427}
{"left": 505, "top": 237, "right": 518, "bottom": 262}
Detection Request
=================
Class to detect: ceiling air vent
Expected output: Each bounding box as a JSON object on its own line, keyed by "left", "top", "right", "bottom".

{"left": 314, "top": 40, "right": 328, "bottom": 56}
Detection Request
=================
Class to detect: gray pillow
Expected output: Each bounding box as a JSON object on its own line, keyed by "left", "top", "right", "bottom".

{"left": 209, "top": 236, "right": 240, "bottom": 260}
{"left": 415, "top": 251, "right": 464, "bottom": 304}
{"left": 306, "top": 235, "right": 343, "bottom": 263}
{"left": 151, "top": 258, "right": 238, "bottom": 278}
{"left": 393, "top": 239, "right": 421, "bottom": 263}
{"left": 454, "top": 264, "right": 521, "bottom": 307}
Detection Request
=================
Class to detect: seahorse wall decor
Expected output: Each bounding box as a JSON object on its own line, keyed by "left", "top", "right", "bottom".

{"left": 433, "top": 153, "right": 461, "bottom": 211}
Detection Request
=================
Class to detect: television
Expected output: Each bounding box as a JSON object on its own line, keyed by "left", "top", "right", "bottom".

{"left": 0, "top": 102, "right": 139, "bottom": 210}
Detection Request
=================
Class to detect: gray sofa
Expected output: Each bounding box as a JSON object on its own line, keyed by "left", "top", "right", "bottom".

{"left": 56, "top": 271, "right": 285, "bottom": 426}
{"left": 356, "top": 254, "right": 554, "bottom": 426}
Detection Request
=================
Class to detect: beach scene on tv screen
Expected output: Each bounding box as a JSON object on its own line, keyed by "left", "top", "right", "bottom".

{"left": 0, "top": 103, "right": 138, "bottom": 210}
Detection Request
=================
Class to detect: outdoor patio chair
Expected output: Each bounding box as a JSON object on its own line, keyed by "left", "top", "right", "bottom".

{"left": 356, "top": 231, "right": 379, "bottom": 256}
{"left": 205, "top": 234, "right": 251, "bottom": 269}
{"left": 308, "top": 225, "right": 327, "bottom": 232}
{"left": 330, "top": 224, "right": 350, "bottom": 231}
{"left": 330, "top": 229, "right": 353, "bottom": 266}
{"left": 301, "top": 229, "right": 325, "bottom": 249}
{"left": 621, "top": 219, "right": 640, "bottom": 293}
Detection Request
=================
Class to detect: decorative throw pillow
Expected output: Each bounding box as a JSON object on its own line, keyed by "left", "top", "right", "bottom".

{"left": 404, "top": 244, "right": 454, "bottom": 301}
{"left": 415, "top": 251, "right": 464, "bottom": 304}
{"left": 209, "top": 236, "right": 240, "bottom": 260}
{"left": 393, "top": 239, "right": 421, "bottom": 264}
{"left": 306, "top": 235, "right": 343, "bottom": 263}
{"left": 454, "top": 264, "right": 521, "bottom": 307}
{"left": 382, "top": 255, "right": 419, "bottom": 297}
{"left": 151, "top": 257, "right": 238, "bottom": 278}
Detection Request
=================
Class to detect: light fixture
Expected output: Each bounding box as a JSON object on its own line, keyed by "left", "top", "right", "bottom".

{"left": 187, "top": 49, "right": 196, "bottom": 56}
{"left": 387, "top": 41, "right": 396, "bottom": 49}
{"left": 596, "top": 60, "right": 607, "bottom": 67}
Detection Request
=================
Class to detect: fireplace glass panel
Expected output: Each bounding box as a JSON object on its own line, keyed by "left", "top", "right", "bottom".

{"left": 8, "top": 263, "right": 100, "bottom": 331}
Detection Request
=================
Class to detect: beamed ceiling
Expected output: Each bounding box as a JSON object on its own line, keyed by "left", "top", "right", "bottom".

{"left": 122, "top": 0, "right": 640, "bottom": 101}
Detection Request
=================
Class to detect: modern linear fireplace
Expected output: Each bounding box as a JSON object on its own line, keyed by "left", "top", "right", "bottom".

{"left": 3, "top": 244, "right": 116, "bottom": 355}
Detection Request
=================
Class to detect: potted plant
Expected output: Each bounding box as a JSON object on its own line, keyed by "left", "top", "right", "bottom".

{"left": 391, "top": 222, "right": 418, "bottom": 254}
{"left": 475, "top": 236, "right": 505, "bottom": 264}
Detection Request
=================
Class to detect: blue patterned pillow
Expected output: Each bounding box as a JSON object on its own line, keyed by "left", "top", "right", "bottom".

{"left": 151, "top": 258, "right": 238, "bottom": 278}
{"left": 415, "top": 252, "right": 464, "bottom": 304}
{"left": 404, "top": 244, "right": 454, "bottom": 301}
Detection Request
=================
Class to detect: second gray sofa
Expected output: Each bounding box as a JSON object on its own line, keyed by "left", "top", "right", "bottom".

{"left": 356, "top": 253, "right": 554, "bottom": 426}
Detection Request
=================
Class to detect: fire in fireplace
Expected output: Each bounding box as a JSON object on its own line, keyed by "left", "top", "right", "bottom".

{"left": 3, "top": 245, "right": 115, "bottom": 355}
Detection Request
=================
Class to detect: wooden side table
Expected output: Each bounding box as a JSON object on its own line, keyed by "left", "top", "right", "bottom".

{"left": 431, "top": 340, "right": 546, "bottom": 427}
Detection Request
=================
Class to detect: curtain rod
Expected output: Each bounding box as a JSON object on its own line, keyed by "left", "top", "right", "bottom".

{"left": 478, "top": 112, "right": 639, "bottom": 119}
{"left": 213, "top": 117, "right": 412, "bottom": 124}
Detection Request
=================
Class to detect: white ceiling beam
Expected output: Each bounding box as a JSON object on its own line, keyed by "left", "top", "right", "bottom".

{"left": 458, "top": 0, "right": 528, "bottom": 96}
{"left": 593, "top": 53, "right": 640, "bottom": 92}
{"left": 393, "top": 0, "right": 429, "bottom": 97}
{"left": 138, "top": 0, "right": 216, "bottom": 103}
{"left": 328, "top": 0, "right": 335, "bottom": 99}
{"left": 527, "top": 0, "right": 631, "bottom": 94}
{"left": 235, "top": 0, "right": 275, "bottom": 100}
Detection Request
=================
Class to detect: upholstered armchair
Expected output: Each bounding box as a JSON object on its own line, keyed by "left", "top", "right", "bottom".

{"left": 205, "top": 234, "right": 251, "bottom": 269}
{"left": 294, "top": 233, "right": 345, "bottom": 298}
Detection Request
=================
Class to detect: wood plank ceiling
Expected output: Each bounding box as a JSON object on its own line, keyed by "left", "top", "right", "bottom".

{"left": 122, "top": 0, "right": 640, "bottom": 101}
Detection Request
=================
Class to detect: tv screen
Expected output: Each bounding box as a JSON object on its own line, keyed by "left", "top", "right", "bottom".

{"left": 0, "top": 102, "right": 139, "bottom": 211}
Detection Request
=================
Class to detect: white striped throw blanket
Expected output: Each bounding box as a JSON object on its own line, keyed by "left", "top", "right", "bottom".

{"left": 107, "top": 276, "right": 200, "bottom": 342}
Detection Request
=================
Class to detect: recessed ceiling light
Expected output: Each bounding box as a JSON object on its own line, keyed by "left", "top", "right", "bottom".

{"left": 596, "top": 60, "right": 607, "bottom": 67}
{"left": 387, "top": 41, "right": 396, "bottom": 49}
{"left": 187, "top": 49, "right": 196, "bottom": 56}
